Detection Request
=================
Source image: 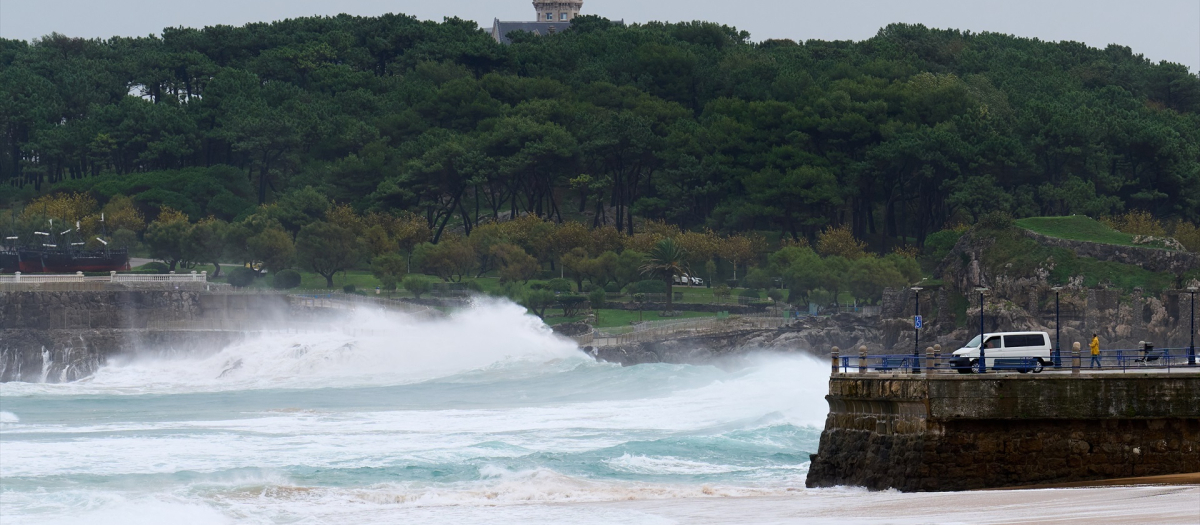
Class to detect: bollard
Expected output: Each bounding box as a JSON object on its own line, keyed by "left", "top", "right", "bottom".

{"left": 859, "top": 345, "right": 868, "bottom": 374}
{"left": 925, "top": 346, "right": 935, "bottom": 374}
{"left": 1072, "top": 342, "right": 1081, "bottom": 375}
{"left": 110, "top": 270, "right": 117, "bottom": 281}
{"left": 831, "top": 346, "right": 840, "bottom": 375}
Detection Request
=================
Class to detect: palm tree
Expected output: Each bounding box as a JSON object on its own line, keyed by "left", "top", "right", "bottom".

{"left": 640, "top": 238, "right": 690, "bottom": 313}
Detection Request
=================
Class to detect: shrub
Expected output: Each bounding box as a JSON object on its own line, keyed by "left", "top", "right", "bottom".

{"left": 629, "top": 279, "right": 667, "bottom": 294}
{"left": 744, "top": 267, "right": 773, "bottom": 290}
{"left": 138, "top": 261, "right": 170, "bottom": 273}
{"left": 545, "top": 278, "right": 573, "bottom": 293}
{"left": 463, "top": 280, "right": 484, "bottom": 293}
{"left": 403, "top": 275, "right": 433, "bottom": 299}
{"left": 604, "top": 282, "right": 621, "bottom": 293}
{"left": 738, "top": 288, "right": 760, "bottom": 299}
{"left": 816, "top": 225, "right": 867, "bottom": 260}
{"left": 343, "top": 284, "right": 356, "bottom": 294}
{"left": 925, "top": 229, "right": 965, "bottom": 262}
{"left": 767, "top": 289, "right": 784, "bottom": 303}
{"left": 978, "top": 211, "right": 1013, "bottom": 231}
{"left": 271, "top": 269, "right": 302, "bottom": 289}
{"left": 523, "top": 289, "right": 556, "bottom": 318}
{"left": 226, "top": 267, "right": 256, "bottom": 288}
{"left": 557, "top": 294, "right": 588, "bottom": 317}
{"left": 589, "top": 289, "right": 607, "bottom": 310}
{"left": 714, "top": 285, "right": 731, "bottom": 303}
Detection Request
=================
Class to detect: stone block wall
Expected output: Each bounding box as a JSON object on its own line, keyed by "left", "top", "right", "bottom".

{"left": 806, "top": 374, "right": 1200, "bottom": 491}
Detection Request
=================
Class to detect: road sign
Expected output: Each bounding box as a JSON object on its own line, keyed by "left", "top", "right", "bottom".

{"left": 915, "top": 315, "right": 923, "bottom": 329}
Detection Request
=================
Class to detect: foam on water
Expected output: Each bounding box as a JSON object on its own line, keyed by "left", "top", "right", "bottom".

{"left": 0, "top": 299, "right": 832, "bottom": 523}
{"left": 2, "top": 298, "right": 583, "bottom": 396}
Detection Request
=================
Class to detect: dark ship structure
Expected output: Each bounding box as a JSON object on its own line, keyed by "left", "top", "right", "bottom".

{"left": 2, "top": 215, "right": 129, "bottom": 274}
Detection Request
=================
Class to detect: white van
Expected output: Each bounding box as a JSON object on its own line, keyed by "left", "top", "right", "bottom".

{"left": 949, "top": 331, "right": 1051, "bottom": 373}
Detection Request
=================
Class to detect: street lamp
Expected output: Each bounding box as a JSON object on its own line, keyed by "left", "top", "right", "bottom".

{"left": 975, "top": 287, "right": 989, "bottom": 373}
{"left": 1188, "top": 286, "right": 1197, "bottom": 366}
{"left": 1051, "top": 286, "right": 1063, "bottom": 369}
{"left": 912, "top": 285, "right": 924, "bottom": 373}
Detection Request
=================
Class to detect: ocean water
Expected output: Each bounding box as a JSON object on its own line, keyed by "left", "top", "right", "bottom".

{"left": 0, "top": 300, "right": 833, "bottom": 524}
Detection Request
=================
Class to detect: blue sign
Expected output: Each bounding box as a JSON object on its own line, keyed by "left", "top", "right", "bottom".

{"left": 914, "top": 315, "right": 923, "bottom": 329}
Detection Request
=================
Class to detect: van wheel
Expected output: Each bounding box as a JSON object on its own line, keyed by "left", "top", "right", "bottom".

{"left": 956, "top": 360, "right": 977, "bottom": 374}
{"left": 1031, "top": 359, "right": 1045, "bottom": 374}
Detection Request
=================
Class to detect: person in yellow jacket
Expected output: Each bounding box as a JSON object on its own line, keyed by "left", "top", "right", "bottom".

{"left": 1089, "top": 333, "right": 1101, "bottom": 368}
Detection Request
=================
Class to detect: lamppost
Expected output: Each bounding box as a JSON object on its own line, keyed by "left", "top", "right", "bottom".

{"left": 912, "top": 285, "right": 923, "bottom": 373}
{"left": 976, "top": 287, "right": 989, "bottom": 373}
{"left": 1051, "top": 286, "right": 1063, "bottom": 369}
{"left": 1188, "top": 286, "right": 1197, "bottom": 366}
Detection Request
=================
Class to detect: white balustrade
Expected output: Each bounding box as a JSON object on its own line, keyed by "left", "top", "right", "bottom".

{"left": 1, "top": 270, "right": 207, "bottom": 284}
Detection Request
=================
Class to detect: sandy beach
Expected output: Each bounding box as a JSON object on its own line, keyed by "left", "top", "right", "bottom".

{"left": 576, "top": 484, "right": 1200, "bottom": 524}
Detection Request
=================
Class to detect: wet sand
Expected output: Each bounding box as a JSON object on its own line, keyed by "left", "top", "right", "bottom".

{"left": 577, "top": 485, "right": 1200, "bottom": 524}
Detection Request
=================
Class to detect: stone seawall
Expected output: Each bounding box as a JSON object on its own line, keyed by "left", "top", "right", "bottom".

{"left": 805, "top": 374, "right": 1200, "bottom": 491}
{"left": 0, "top": 290, "right": 335, "bottom": 382}
{"left": 0, "top": 329, "right": 246, "bottom": 382}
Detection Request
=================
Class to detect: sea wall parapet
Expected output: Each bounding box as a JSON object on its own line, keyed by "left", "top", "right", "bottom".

{"left": 806, "top": 373, "right": 1200, "bottom": 491}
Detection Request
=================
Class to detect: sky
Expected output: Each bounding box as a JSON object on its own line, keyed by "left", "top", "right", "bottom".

{"left": 1, "top": 0, "right": 1197, "bottom": 73}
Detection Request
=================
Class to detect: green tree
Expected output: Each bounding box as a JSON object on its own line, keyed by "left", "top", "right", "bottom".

{"left": 371, "top": 254, "right": 407, "bottom": 293}
{"left": 144, "top": 208, "right": 192, "bottom": 271}
{"left": 403, "top": 275, "right": 433, "bottom": 299}
{"left": 412, "top": 237, "right": 476, "bottom": 282}
{"left": 246, "top": 225, "right": 295, "bottom": 276}
{"left": 296, "top": 221, "right": 362, "bottom": 288}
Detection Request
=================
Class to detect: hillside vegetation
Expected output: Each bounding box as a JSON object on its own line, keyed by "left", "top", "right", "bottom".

{"left": 2, "top": 16, "right": 1199, "bottom": 249}
{"left": 1015, "top": 216, "right": 1139, "bottom": 247}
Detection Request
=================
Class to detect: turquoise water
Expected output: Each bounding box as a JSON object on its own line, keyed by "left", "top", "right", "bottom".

{"left": 0, "top": 301, "right": 830, "bottom": 524}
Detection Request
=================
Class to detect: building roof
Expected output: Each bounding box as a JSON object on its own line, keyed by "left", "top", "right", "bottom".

{"left": 491, "top": 19, "right": 571, "bottom": 44}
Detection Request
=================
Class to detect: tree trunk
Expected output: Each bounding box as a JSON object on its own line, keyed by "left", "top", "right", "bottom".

{"left": 324, "top": 273, "right": 335, "bottom": 288}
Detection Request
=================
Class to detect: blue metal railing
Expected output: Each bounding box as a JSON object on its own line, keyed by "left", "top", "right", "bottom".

{"left": 834, "top": 348, "right": 1197, "bottom": 374}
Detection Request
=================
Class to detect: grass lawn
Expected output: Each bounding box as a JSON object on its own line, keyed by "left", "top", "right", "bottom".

{"left": 1015, "top": 216, "right": 1145, "bottom": 248}
{"left": 544, "top": 308, "right": 719, "bottom": 329}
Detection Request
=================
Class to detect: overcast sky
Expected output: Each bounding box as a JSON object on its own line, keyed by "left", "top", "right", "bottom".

{"left": 2, "top": 0, "right": 1197, "bottom": 73}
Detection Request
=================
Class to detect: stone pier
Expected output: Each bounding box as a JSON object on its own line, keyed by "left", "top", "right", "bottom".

{"left": 804, "top": 372, "right": 1200, "bottom": 491}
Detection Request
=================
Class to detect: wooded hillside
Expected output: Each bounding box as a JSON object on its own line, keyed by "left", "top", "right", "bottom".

{"left": 3, "top": 15, "right": 1198, "bottom": 247}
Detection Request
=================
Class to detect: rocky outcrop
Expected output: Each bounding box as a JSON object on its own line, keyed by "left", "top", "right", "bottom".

{"left": 1021, "top": 229, "right": 1199, "bottom": 274}
{"left": 908, "top": 227, "right": 1200, "bottom": 352}
{"left": 587, "top": 314, "right": 883, "bottom": 366}
{"left": 551, "top": 321, "right": 591, "bottom": 337}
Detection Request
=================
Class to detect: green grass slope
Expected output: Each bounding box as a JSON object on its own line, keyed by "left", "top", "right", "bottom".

{"left": 1014, "top": 216, "right": 1140, "bottom": 247}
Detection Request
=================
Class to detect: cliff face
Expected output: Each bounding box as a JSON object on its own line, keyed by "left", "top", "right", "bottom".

{"left": 878, "top": 227, "right": 1200, "bottom": 353}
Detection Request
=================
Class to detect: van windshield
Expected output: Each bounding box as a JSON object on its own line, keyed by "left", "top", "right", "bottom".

{"left": 964, "top": 335, "right": 982, "bottom": 348}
